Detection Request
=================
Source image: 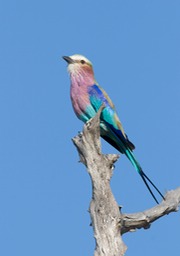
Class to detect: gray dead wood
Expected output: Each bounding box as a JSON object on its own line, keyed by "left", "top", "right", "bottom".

{"left": 121, "top": 187, "right": 180, "bottom": 234}
{"left": 72, "top": 106, "right": 180, "bottom": 256}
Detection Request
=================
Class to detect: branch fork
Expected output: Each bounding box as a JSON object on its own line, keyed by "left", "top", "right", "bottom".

{"left": 72, "top": 106, "right": 180, "bottom": 256}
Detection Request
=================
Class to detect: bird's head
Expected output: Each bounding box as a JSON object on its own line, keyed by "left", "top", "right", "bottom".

{"left": 62, "top": 54, "right": 95, "bottom": 85}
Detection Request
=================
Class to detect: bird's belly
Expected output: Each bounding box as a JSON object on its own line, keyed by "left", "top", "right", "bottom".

{"left": 71, "top": 92, "right": 96, "bottom": 123}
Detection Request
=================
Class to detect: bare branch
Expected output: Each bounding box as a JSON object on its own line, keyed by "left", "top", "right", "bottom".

{"left": 72, "top": 105, "right": 127, "bottom": 256}
{"left": 121, "top": 188, "right": 180, "bottom": 234}
{"left": 72, "top": 107, "right": 180, "bottom": 256}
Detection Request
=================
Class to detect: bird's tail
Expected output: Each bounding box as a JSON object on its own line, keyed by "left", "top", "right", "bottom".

{"left": 101, "top": 122, "right": 164, "bottom": 203}
{"left": 125, "top": 149, "right": 164, "bottom": 204}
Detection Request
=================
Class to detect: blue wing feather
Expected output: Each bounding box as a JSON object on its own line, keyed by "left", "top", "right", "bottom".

{"left": 88, "top": 84, "right": 135, "bottom": 151}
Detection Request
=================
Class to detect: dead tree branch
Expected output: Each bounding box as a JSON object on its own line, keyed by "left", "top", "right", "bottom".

{"left": 72, "top": 106, "right": 180, "bottom": 256}
{"left": 121, "top": 187, "right": 180, "bottom": 234}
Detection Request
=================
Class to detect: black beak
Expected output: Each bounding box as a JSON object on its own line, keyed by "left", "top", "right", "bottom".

{"left": 62, "top": 56, "right": 74, "bottom": 64}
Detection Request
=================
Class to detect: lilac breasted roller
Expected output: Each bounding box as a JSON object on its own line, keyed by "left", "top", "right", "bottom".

{"left": 63, "top": 54, "right": 164, "bottom": 204}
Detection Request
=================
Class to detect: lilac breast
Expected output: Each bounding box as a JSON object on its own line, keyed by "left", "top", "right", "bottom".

{"left": 70, "top": 73, "right": 96, "bottom": 122}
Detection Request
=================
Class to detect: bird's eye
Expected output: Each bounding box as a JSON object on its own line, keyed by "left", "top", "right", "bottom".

{"left": 80, "top": 60, "right": 85, "bottom": 64}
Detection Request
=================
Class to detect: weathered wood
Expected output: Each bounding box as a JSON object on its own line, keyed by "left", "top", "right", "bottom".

{"left": 72, "top": 106, "right": 127, "bottom": 256}
{"left": 72, "top": 106, "right": 180, "bottom": 256}
{"left": 121, "top": 187, "right": 180, "bottom": 234}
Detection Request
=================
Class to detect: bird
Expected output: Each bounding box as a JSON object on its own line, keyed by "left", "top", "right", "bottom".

{"left": 63, "top": 54, "right": 164, "bottom": 204}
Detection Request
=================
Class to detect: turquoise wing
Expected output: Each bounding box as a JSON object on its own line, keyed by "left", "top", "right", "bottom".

{"left": 88, "top": 84, "right": 135, "bottom": 152}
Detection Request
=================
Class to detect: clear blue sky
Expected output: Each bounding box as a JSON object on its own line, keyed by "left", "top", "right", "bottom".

{"left": 0, "top": 0, "right": 180, "bottom": 255}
